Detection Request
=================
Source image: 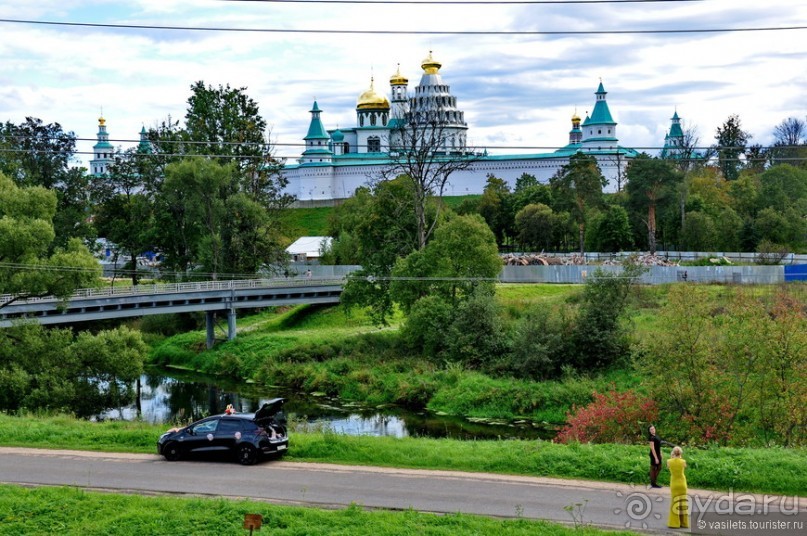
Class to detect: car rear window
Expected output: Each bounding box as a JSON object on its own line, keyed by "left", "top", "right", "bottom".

{"left": 241, "top": 421, "right": 259, "bottom": 432}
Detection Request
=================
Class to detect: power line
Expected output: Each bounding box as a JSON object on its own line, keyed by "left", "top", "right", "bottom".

{"left": 2, "top": 149, "right": 806, "bottom": 165}
{"left": 1, "top": 17, "right": 804, "bottom": 35}
{"left": 220, "top": 0, "right": 704, "bottom": 4}
{"left": 3, "top": 135, "right": 806, "bottom": 153}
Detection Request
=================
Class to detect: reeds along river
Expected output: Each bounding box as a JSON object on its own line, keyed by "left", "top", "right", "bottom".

{"left": 97, "top": 368, "right": 557, "bottom": 441}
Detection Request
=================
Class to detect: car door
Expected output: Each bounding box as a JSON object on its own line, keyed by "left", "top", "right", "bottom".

{"left": 214, "top": 417, "right": 244, "bottom": 453}
{"left": 185, "top": 417, "right": 220, "bottom": 455}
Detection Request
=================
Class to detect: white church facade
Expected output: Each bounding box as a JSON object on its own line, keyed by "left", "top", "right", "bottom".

{"left": 281, "top": 52, "right": 642, "bottom": 202}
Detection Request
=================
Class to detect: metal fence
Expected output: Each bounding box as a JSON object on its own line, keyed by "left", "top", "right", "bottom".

{"left": 499, "top": 265, "right": 787, "bottom": 285}
{"left": 526, "top": 251, "right": 807, "bottom": 265}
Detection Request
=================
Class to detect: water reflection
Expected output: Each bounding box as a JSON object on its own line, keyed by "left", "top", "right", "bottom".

{"left": 101, "top": 368, "right": 557, "bottom": 441}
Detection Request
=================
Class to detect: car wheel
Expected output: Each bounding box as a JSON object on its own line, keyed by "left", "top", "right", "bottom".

{"left": 238, "top": 444, "right": 257, "bottom": 466}
{"left": 163, "top": 442, "right": 182, "bottom": 462}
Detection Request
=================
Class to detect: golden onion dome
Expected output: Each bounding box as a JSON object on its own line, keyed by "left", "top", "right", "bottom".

{"left": 571, "top": 110, "right": 581, "bottom": 124}
{"left": 98, "top": 116, "right": 106, "bottom": 126}
{"left": 357, "top": 77, "right": 390, "bottom": 110}
{"left": 421, "top": 51, "right": 441, "bottom": 75}
{"left": 390, "top": 64, "right": 408, "bottom": 86}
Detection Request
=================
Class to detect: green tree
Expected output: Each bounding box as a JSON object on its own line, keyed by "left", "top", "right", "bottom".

{"left": 0, "top": 173, "right": 99, "bottom": 305}
{"left": 92, "top": 148, "right": 158, "bottom": 284}
{"left": 569, "top": 260, "right": 645, "bottom": 370}
{"left": 145, "top": 83, "right": 294, "bottom": 277}
{"left": 52, "top": 166, "right": 96, "bottom": 250}
{"left": 757, "top": 164, "right": 807, "bottom": 214}
{"left": 391, "top": 213, "right": 500, "bottom": 312}
{"left": 394, "top": 215, "right": 503, "bottom": 368}
{"left": 0, "top": 117, "right": 76, "bottom": 189}
{"left": 550, "top": 153, "right": 606, "bottom": 253}
{"left": 0, "top": 324, "right": 147, "bottom": 416}
{"left": 728, "top": 172, "right": 760, "bottom": 219}
{"left": 625, "top": 154, "right": 682, "bottom": 253}
{"left": 0, "top": 118, "right": 97, "bottom": 248}
{"left": 154, "top": 158, "right": 286, "bottom": 278}
{"left": 755, "top": 207, "right": 806, "bottom": 250}
{"left": 587, "top": 205, "right": 633, "bottom": 253}
{"left": 679, "top": 211, "right": 718, "bottom": 251}
{"left": 713, "top": 207, "right": 743, "bottom": 251}
{"left": 639, "top": 285, "right": 806, "bottom": 445}
{"left": 331, "top": 179, "right": 422, "bottom": 325}
{"left": 477, "top": 175, "right": 511, "bottom": 245}
{"left": 156, "top": 158, "right": 232, "bottom": 277}
{"left": 515, "top": 203, "right": 556, "bottom": 251}
{"left": 510, "top": 173, "right": 552, "bottom": 224}
{"left": 714, "top": 114, "right": 751, "bottom": 181}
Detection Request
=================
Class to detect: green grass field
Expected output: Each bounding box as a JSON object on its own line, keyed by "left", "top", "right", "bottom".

{"left": 0, "top": 484, "right": 633, "bottom": 536}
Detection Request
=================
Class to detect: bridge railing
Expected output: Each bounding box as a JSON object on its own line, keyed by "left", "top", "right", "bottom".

{"left": 0, "top": 277, "right": 348, "bottom": 306}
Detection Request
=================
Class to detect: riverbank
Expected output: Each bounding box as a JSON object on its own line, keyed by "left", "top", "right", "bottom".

{"left": 1, "top": 414, "right": 803, "bottom": 497}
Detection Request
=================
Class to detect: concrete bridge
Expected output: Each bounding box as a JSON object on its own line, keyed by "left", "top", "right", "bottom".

{"left": 0, "top": 278, "right": 344, "bottom": 348}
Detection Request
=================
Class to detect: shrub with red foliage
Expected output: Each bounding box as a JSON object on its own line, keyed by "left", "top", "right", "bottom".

{"left": 556, "top": 389, "right": 658, "bottom": 444}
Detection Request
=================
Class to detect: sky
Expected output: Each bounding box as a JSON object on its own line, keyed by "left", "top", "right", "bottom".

{"left": 1, "top": 0, "right": 806, "bottom": 167}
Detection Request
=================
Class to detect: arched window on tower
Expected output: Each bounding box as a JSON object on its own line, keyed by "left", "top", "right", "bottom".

{"left": 368, "top": 136, "right": 381, "bottom": 152}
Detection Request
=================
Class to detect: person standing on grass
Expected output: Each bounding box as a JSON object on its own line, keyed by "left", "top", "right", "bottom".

{"left": 667, "top": 446, "right": 689, "bottom": 529}
{"left": 649, "top": 425, "right": 664, "bottom": 488}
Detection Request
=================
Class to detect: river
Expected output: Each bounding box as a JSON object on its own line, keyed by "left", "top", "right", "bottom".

{"left": 100, "top": 368, "right": 558, "bottom": 441}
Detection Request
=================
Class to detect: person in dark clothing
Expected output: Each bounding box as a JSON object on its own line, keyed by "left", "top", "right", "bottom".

{"left": 649, "top": 425, "right": 665, "bottom": 488}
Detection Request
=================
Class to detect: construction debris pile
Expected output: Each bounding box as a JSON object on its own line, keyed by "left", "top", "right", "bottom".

{"left": 600, "top": 254, "right": 680, "bottom": 267}
{"left": 502, "top": 253, "right": 680, "bottom": 266}
{"left": 502, "top": 254, "right": 586, "bottom": 266}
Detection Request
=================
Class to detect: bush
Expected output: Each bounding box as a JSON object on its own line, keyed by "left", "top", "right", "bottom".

{"left": 503, "top": 304, "right": 575, "bottom": 379}
{"left": 567, "top": 265, "right": 643, "bottom": 370}
{"left": 400, "top": 295, "right": 453, "bottom": 357}
{"left": 755, "top": 239, "right": 790, "bottom": 265}
{"left": 446, "top": 287, "right": 508, "bottom": 369}
{"left": 556, "top": 389, "right": 658, "bottom": 444}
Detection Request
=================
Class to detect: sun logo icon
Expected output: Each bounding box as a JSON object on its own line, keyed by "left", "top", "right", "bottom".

{"left": 613, "top": 484, "right": 664, "bottom": 529}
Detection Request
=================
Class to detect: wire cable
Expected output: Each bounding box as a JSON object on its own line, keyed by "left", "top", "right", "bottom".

{"left": 219, "top": 0, "right": 705, "bottom": 4}
{"left": 1, "top": 18, "right": 804, "bottom": 35}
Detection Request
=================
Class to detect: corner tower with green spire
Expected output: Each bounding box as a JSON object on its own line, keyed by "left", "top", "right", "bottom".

{"left": 301, "top": 101, "right": 333, "bottom": 165}
{"left": 661, "top": 110, "right": 685, "bottom": 159}
{"left": 581, "top": 81, "right": 618, "bottom": 150}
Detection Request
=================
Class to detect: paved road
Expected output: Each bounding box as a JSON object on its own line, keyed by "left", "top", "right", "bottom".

{"left": 0, "top": 448, "right": 802, "bottom": 534}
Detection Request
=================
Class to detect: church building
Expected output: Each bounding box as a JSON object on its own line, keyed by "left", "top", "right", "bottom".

{"left": 281, "top": 52, "right": 641, "bottom": 202}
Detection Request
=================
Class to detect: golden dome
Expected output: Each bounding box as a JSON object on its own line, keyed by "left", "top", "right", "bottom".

{"left": 421, "top": 51, "right": 441, "bottom": 75}
{"left": 571, "top": 111, "right": 581, "bottom": 123}
{"left": 357, "top": 77, "right": 390, "bottom": 110}
{"left": 98, "top": 116, "right": 106, "bottom": 126}
{"left": 390, "top": 64, "right": 408, "bottom": 86}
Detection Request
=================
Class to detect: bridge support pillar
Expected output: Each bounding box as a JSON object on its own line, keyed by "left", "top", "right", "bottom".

{"left": 206, "top": 311, "right": 215, "bottom": 349}
{"left": 227, "top": 309, "right": 236, "bottom": 341}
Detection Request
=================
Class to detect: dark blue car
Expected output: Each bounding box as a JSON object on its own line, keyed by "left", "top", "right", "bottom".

{"left": 157, "top": 398, "right": 288, "bottom": 465}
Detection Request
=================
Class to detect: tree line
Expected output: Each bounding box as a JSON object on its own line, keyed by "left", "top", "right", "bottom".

{"left": 457, "top": 115, "right": 806, "bottom": 256}
{"left": 0, "top": 82, "right": 295, "bottom": 415}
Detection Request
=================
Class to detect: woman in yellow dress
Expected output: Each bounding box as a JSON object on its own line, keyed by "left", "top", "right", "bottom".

{"left": 667, "top": 446, "right": 689, "bottom": 528}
